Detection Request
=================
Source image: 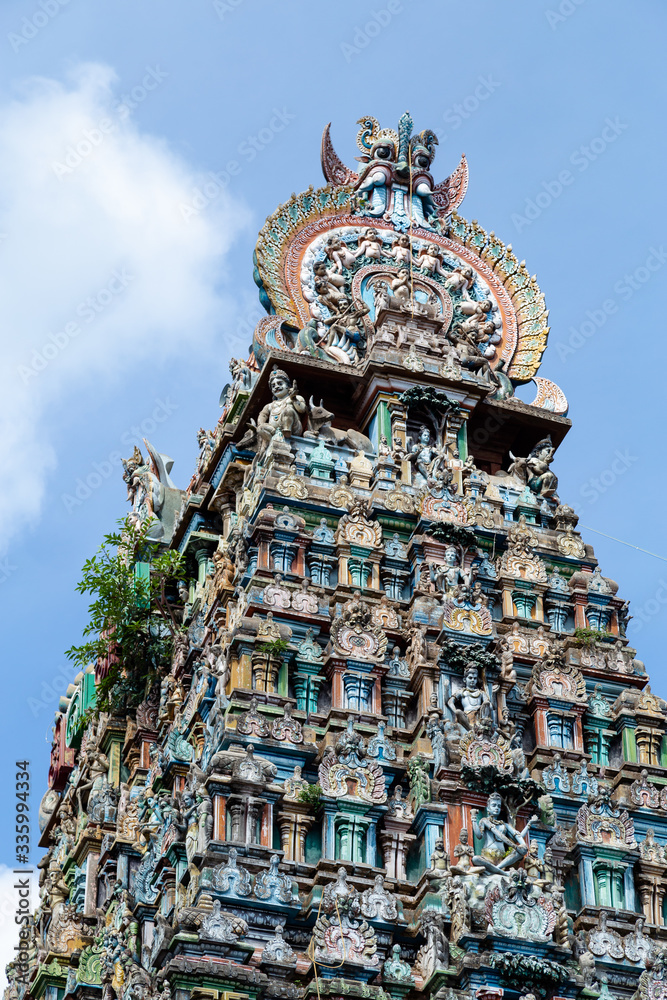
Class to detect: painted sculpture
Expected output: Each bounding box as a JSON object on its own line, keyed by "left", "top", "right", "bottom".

{"left": 8, "top": 111, "right": 665, "bottom": 1000}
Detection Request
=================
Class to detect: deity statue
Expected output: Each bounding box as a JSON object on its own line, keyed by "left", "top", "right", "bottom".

{"left": 451, "top": 828, "right": 475, "bottom": 874}
{"left": 426, "top": 693, "right": 448, "bottom": 772}
{"left": 121, "top": 445, "right": 144, "bottom": 504}
{"left": 444, "top": 264, "right": 474, "bottom": 295}
{"left": 313, "top": 263, "right": 357, "bottom": 337}
{"left": 75, "top": 733, "right": 110, "bottom": 817}
{"left": 447, "top": 322, "right": 494, "bottom": 380}
{"left": 212, "top": 540, "right": 235, "bottom": 590}
{"left": 432, "top": 545, "right": 475, "bottom": 598}
{"left": 390, "top": 233, "right": 412, "bottom": 264}
{"left": 447, "top": 663, "right": 493, "bottom": 731}
{"left": 389, "top": 266, "right": 411, "bottom": 305}
{"left": 416, "top": 243, "right": 445, "bottom": 275}
{"left": 508, "top": 436, "right": 559, "bottom": 498}
{"left": 470, "top": 791, "right": 535, "bottom": 875}
{"left": 426, "top": 837, "right": 450, "bottom": 891}
{"left": 497, "top": 636, "right": 517, "bottom": 686}
{"left": 354, "top": 227, "right": 384, "bottom": 260}
{"left": 43, "top": 861, "right": 71, "bottom": 925}
{"left": 405, "top": 622, "right": 428, "bottom": 670}
{"left": 195, "top": 427, "right": 216, "bottom": 473}
{"left": 407, "top": 753, "right": 431, "bottom": 809}
{"left": 196, "top": 789, "right": 214, "bottom": 854}
{"left": 404, "top": 425, "right": 448, "bottom": 487}
{"left": 255, "top": 368, "right": 307, "bottom": 456}
{"left": 524, "top": 840, "right": 546, "bottom": 883}
{"left": 324, "top": 235, "right": 357, "bottom": 272}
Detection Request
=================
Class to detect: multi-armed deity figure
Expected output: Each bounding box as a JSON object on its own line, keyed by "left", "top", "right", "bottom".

{"left": 508, "top": 436, "right": 559, "bottom": 498}
{"left": 255, "top": 368, "right": 307, "bottom": 456}
{"left": 447, "top": 663, "right": 493, "bottom": 731}
{"left": 20, "top": 109, "right": 662, "bottom": 1000}
{"left": 403, "top": 425, "right": 449, "bottom": 488}
{"left": 471, "top": 792, "right": 536, "bottom": 875}
{"left": 432, "top": 544, "right": 475, "bottom": 599}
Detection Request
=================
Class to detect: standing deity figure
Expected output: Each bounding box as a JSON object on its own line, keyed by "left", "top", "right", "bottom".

{"left": 405, "top": 426, "right": 447, "bottom": 487}
{"left": 426, "top": 693, "right": 448, "bottom": 772}
{"left": 470, "top": 791, "right": 535, "bottom": 875}
{"left": 256, "top": 368, "right": 307, "bottom": 455}
{"left": 76, "top": 733, "right": 110, "bottom": 816}
{"left": 447, "top": 663, "right": 493, "bottom": 731}
{"left": 524, "top": 839, "right": 546, "bottom": 882}
{"left": 43, "top": 862, "right": 71, "bottom": 925}
{"left": 407, "top": 753, "right": 431, "bottom": 809}
{"left": 433, "top": 545, "right": 474, "bottom": 598}
{"left": 325, "top": 235, "right": 357, "bottom": 272}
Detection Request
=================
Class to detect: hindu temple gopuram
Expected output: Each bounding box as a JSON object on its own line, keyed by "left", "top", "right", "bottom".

{"left": 9, "top": 112, "right": 667, "bottom": 1000}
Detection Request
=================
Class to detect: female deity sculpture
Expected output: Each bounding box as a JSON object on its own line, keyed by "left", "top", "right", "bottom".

{"left": 425, "top": 693, "right": 448, "bottom": 772}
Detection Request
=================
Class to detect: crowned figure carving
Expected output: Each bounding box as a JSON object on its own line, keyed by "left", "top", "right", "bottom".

{"left": 21, "top": 107, "right": 664, "bottom": 1000}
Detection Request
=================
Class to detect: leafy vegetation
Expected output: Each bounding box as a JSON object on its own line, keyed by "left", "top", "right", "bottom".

{"left": 257, "top": 638, "right": 291, "bottom": 659}
{"left": 297, "top": 783, "right": 322, "bottom": 809}
{"left": 398, "top": 385, "right": 461, "bottom": 417}
{"left": 66, "top": 515, "right": 185, "bottom": 718}
{"left": 573, "top": 626, "right": 613, "bottom": 648}
{"left": 460, "top": 764, "right": 542, "bottom": 823}
{"left": 438, "top": 639, "right": 498, "bottom": 675}
{"left": 425, "top": 521, "right": 477, "bottom": 549}
{"left": 489, "top": 952, "right": 570, "bottom": 996}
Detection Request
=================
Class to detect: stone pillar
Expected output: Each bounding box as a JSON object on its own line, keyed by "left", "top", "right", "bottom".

{"left": 278, "top": 803, "right": 314, "bottom": 863}
{"left": 212, "top": 794, "right": 226, "bottom": 841}
{"left": 228, "top": 798, "right": 245, "bottom": 841}
{"left": 325, "top": 658, "right": 347, "bottom": 710}
{"left": 380, "top": 818, "right": 415, "bottom": 879}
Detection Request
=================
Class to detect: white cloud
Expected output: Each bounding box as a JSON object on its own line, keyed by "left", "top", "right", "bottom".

{"left": 0, "top": 62, "right": 249, "bottom": 550}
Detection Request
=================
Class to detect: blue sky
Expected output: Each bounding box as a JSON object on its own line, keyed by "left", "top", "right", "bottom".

{"left": 0, "top": 0, "right": 665, "bottom": 955}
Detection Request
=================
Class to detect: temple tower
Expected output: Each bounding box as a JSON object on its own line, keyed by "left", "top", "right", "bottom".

{"left": 11, "top": 112, "right": 666, "bottom": 1000}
